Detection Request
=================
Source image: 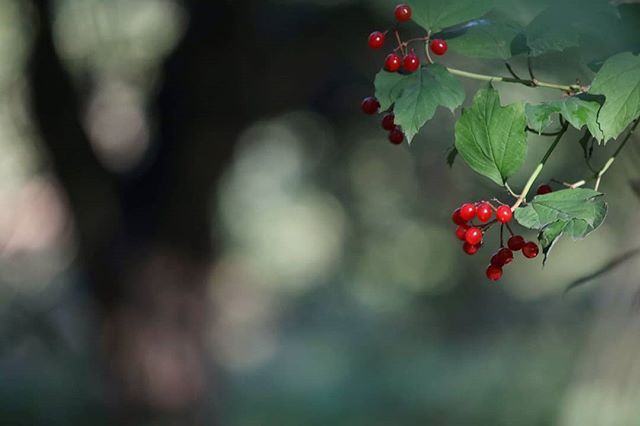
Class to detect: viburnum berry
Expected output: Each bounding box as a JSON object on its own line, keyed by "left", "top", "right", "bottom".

{"left": 496, "top": 205, "right": 513, "bottom": 223}
{"left": 388, "top": 126, "right": 405, "bottom": 145}
{"left": 368, "top": 31, "right": 385, "bottom": 49}
{"left": 385, "top": 53, "right": 402, "bottom": 72}
{"left": 486, "top": 265, "right": 503, "bottom": 281}
{"left": 403, "top": 53, "right": 420, "bottom": 73}
{"left": 382, "top": 113, "right": 395, "bottom": 131}
{"left": 459, "top": 203, "right": 476, "bottom": 221}
{"left": 455, "top": 225, "right": 468, "bottom": 241}
{"left": 522, "top": 242, "right": 540, "bottom": 259}
{"left": 394, "top": 4, "right": 412, "bottom": 22}
{"left": 465, "top": 227, "right": 483, "bottom": 245}
{"left": 536, "top": 184, "right": 553, "bottom": 195}
{"left": 463, "top": 242, "right": 481, "bottom": 255}
{"left": 507, "top": 235, "right": 525, "bottom": 251}
{"left": 452, "top": 208, "right": 467, "bottom": 226}
{"left": 430, "top": 39, "right": 448, "bottom": 56}
{"left": 476, "top": 202, "right": 493, "bottom": 223}
{"left": 491, "top": 248, "right": 514, "bottom": 267}
{"left": 361, "top": 96, "right": 380, "bottom": 115}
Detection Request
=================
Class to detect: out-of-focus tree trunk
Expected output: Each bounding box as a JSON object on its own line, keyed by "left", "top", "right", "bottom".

{"left": 27, "top": 0, "right": 248, "bottom": 423}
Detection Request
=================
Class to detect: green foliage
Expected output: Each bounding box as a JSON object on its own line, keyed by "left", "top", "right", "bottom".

{"left": 366, "top": 0, "right": 640, "bottom": 267}
{"left": 514, "top": 189, "right": 607, "bottom": 261}
{"left": 525, "top": 97, "right": 602, "bottom": 139}
{"left": 589, "top": 52, "right": 640, "bottom": 142}
{"left": 374, "top": 71, "right": 411, "bottom": 111}
{"left": 408, "top": 0, "right": 495, "bottom": 33}
{"left": 375, "top": 65, "right": 465, "bottom": 143}
{"left": 447, "top": 19, "right": 521, "bottom": 60}
{"left": 454, "top": 84, "right": 527, "bottom": 185}
{"left": 523, "top": 0, "right": 619, "bottom": 57}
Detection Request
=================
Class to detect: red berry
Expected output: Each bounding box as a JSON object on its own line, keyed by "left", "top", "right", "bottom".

{"left": 496, "top": 205, "right": 513, "bottom": 223}
{"left": 388, "top": 126, "right": 404, "bottom": 145}
{"left": 465, "top": 227, "right": 483, "bottom": 245}
{"left": 452, "top": 208, "right": 467, "bottom": 226}
{"left": 463, "top": 242, "right": 481, "bottom": 255}
{"left": 384, "top": 53, "right": 402, "bottom": 72}
{"left": 430, "top": 39, "right": 448, "bottom": 56}
{"left": 455, "top": 225, "right": 468, "bottom": 241}
{"left": 522, "top": 242, "right": 539, "bottom": 259}
{"left": 486, "top": 265, "right": 503, "bottom": 281}
{"left": 459, "top": 203, "right": 476, "bottom": 221}
{"left": 507, "top": 235, "right": 525, "bottom": 251}
{"left": 361, "top": 96, "right": 380, "bottom": 115}
{"left": 403, "top": 53, "right": 420, "bottom": 73}
{"left": 491, "top": 248, "right": 514, "bottom": 267}
{"left": 368, "top": 31, "right": 385, "bottom": 49}
{"left": 476, "top": 203, "right": 493, "bottom": 223}
{"left": 382, "top": 113, "right": 395, "bottom": 131}
{"left": 394, "top": 4, "right": 412, "bottom": 22}
{"left": 536, "top": 184, "right": 553, "bottom": 195}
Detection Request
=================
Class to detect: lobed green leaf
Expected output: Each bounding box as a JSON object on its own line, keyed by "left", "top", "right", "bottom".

{"left": 408, "top": 0, "right": 495, "bottom": 33}
{"left": 375, "top": 64, "right": 464, "bottom": 144}
{"left": 447, "top": 19, "right": 521, "bottom": 60}
{"left": 514, "top": 188, "right": 608, "bottom": 262}
{"left": 525, "top": 97, "right": 603, "bottom": 139}
{"left": 589, "top": 52, "right": 640, "bottom": 142}
{"left": 524, "top": 0, "right": 619, "bottom": 57}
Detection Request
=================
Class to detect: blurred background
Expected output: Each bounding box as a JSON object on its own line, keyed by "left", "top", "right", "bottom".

{"left": 0, "top": 0, "right": 639, "bottom": 425}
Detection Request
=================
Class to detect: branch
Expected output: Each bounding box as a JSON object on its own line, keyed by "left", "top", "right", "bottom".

{"left": 594, "top": 118, "right": 640, "bottom": 191}
{"left": 445, "top": 67, "right": 581, "bottom": 93}
{"left": 512, "top": 123, "right": 569, "bottom": 210}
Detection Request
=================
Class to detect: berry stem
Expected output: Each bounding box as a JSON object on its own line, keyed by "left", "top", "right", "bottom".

{"left": 393, "top": 30, "right": 406, "bottom": 56}
{"left": 504, "top": 182, "right": 518, "bottom": 199}
{"left": 512, "top": 123, "right": 569, "bottom": 210}
{"left": 594, "top": 118, "right": 639, "bottom": 191}
{"left": 444, "top": 67, "right": 581, "bottom": 93}
{"left": 505, "top": 222, "right": 515, "bottom": 236}
{"left": 423, "top": 31, "right": 434, "bottom": 64}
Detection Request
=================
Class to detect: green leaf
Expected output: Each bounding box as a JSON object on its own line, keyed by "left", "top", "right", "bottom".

{"left": 447, "top": 19, "right": 521, "bottom": 60}
{"left": 514, "top": 188, "right": 608, "bottom": 262}
{"left": 589, "top": 52, "right": 640, "bottom": 142}
{"left": 524, "top": 0, "right": 619, "bottom": 57}
{"left": 525, "top": 97, "right": 603, "bottom": 139}
{"left": 374, "top": 71, "right": 412, "bottom": 111}
{"left": 454, "top": 84, "right": 527, "bottom": 185}
{"left": 392, "top": 64, "right": 465, "bottom": 143}
{"left": 408, "top": 0, "right": 495, "bottom": 33}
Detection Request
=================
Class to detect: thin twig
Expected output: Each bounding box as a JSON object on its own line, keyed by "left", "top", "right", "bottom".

{"left": 512, "top": 123, "right": 569, "bottom": 210}
{"left": 594, "top": 118, "right": 640, "bottom": 191}
{"left": 505, "top": 63, "right": 521, "bottom": 80}
{"left": 526, "top": 126, "right": 565, "bottom": 137}
{"left": 527, "top": 55, "right": 536, "bottom": 81}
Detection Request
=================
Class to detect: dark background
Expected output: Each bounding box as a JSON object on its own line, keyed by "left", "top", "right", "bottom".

{"left": 0, "top": 0, "right": 639, "bottom": 425}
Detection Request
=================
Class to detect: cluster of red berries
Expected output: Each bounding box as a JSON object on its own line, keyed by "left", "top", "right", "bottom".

{"left": 452, "top": 202, "right": 540, "bottom": 281}
{"left": 361, "top": 97, "right": 405, "bottom": 144}
{"left": 361, "top": 4, "right": 449, "bottom": 145}
{"left": 367, "top": 5, "right": 449, "bottom": 74}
